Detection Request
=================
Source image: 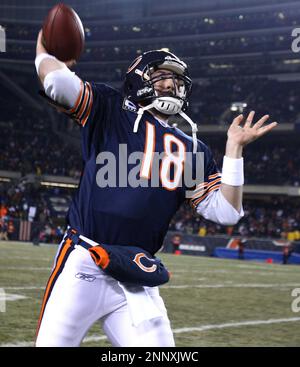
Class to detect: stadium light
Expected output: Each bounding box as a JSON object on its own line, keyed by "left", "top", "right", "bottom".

{"left": 0, "top": 25, "right": 6, "bottom": 52}
{"left": 284, "top": 59, "right": 300, "bottom": 64}
{"left": 231, "top": 102, "right": 247, "bottom": 112}
{"left": 40, "top": 181, "right": 78, "bottom": 188}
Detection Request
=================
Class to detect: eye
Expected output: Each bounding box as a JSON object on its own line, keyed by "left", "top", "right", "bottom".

{"left": 153, "top": 72, "right": 166, "bottom": 78}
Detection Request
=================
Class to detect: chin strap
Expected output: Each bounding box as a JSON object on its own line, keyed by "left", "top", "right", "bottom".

{"left": 134, "top": 103, "right": 198, "bottom": 154}
{"left": 133, "top": 103, "right": 155, "bottom": 133}
{"left": 178, "top": 110, "right": 198, "bottom": 154}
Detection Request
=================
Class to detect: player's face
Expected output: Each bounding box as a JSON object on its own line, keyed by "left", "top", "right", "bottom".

{"left": 150, "top": 69, "right": 184, "bottom": 98}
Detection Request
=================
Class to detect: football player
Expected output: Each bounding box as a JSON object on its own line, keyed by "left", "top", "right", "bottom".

{"left": 34, "top": 30, "right": 277, "bottom": 347}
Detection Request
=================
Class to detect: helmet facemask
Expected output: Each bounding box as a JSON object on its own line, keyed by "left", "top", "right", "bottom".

{"left": 124, "top": 50, "right": 198, "bottom": 153}
{"left": 140, "top": 65, "right": 192, "bottom": 116}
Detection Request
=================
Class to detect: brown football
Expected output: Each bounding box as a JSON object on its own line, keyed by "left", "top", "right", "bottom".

{"left": 42, "top": 3, "right": 85, "bottom": 62}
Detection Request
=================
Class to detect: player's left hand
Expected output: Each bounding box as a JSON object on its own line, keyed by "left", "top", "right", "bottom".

{"left": 227, "top": 111, "right": 278, "bottom": 147}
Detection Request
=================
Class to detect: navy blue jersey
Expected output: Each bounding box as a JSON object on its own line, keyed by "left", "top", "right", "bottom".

{"left": 61, "top": 82, "right": 221, "bottom": 254}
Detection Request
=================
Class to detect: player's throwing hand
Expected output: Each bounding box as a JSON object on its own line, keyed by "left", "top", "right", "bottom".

{"left": 36, "top": 29, "right": 76, "bottom": 68}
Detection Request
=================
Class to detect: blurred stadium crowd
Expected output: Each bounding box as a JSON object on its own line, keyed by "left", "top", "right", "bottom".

{"left": 1, "top": 181, "right": 300, "bottom": 242}
{"left": 1, "top": 114, "right": 299, "bottom": 186}
{"left": 169, "top": 198, "right": 300, "bottom": 241}
{"left": 0, "top": 0, "right": 300, "bottom": 243}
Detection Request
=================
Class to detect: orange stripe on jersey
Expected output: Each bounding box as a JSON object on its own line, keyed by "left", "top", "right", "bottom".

{"left": 35, "top": 238, "right": 73, "bottom": 339}
{"left": 190, "top": 177, "right": 221, "bottom": 201}
{"left": 81, "top": 83, "right": 93, "bottom": 127}
{"left": 190, "top": 187, "right": 206, "bottom": 200}
{"left": 206, "top": 177, "right": 222, "bottom": 190}
{"left": 191, "top": 181, "right": 207, "bottom": 192}
{"left": 193, "top": 183, "right": 221, "bottom": 207}
{"left": 68, "top": 80, "right": 84, "bottom": 114}
{"left": 77, "top": 83, "right": 91, "bottom": 121}
{"left": 208, "top": 172, "right": 221, "bottom": 180}
{"left": 194, "top": 181, "right": 208, "bottom": 191}
{"left": 189, "top": 182, "right": 208, "bottom": 199}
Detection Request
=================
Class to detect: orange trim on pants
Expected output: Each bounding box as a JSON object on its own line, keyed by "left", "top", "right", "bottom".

{"left": 35, "top": 238, "right": 73, "bottom": 339}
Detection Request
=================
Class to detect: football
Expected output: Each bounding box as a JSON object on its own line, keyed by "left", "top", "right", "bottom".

{"left": 42, "top": 3, "right": 85, "bottom": 62}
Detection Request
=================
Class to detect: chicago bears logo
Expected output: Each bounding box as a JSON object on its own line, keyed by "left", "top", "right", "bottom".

{"left": 133, "top": 253, "right": 157, "bottom": 273}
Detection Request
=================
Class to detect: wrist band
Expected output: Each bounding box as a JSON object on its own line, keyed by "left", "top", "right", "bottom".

{"left": 221, "top": 156, "right": 244, "bottom": 186}
{"left": 35, "top": 53, "right": 58, "bottom": 74}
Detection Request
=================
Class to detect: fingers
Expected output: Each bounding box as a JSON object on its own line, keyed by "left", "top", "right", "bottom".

{"left": 232, "top": 112, "right": 277, "bottom": 138}
{"left": 232, "top": 114, "right": 244, "bottom": 127}
{"left": 257, "top": 121, "right": 278, "bottom": 137}
{"left": 37, "top": 29, "right": 46, "bottom": 45}
{"left": 65, "top": 59, "right": 77, "bottom": 68}
{"left": 37, "top": 29, "right": 42, "bottom": 42}
{"left": 244, "top": 110, "right": 255, "bottom": 128}
{"left": 36, "top": 29, "right": 47, "bottom": 54}
{"left": 253, "top": 114, "right": 270, "bottom": 129}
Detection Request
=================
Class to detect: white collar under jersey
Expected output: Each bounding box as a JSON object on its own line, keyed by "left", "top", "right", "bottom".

{"left": 134, "top": 104, "right": 198, "bottom": 153}
{"left": 151, "top": 114, "right": 172, "bottom": 129}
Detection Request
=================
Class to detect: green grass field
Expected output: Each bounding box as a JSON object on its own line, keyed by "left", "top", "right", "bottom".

{"left": 0, "top": 241, "right": 300, "bottom": 347}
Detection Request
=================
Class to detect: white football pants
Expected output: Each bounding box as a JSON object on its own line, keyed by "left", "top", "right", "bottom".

{"left": 35, "top": 233, "right": 175, "bottom": 347}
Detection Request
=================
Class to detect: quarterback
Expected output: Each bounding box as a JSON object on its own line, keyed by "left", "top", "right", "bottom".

{"left": 34, "top": 29, "right": 277, "bottom": 346}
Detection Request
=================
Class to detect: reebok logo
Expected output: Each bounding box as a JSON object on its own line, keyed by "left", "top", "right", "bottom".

{"left": 75, "top": 272, "right": 96, "bottom": 282}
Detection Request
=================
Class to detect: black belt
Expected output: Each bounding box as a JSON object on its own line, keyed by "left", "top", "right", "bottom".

{"left": 66, "top": 228, "right": 92, "bottom": 251}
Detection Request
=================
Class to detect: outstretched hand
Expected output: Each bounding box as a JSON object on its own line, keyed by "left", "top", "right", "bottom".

{"left": 227, "top": 111, "right": 278, "bottom": 147}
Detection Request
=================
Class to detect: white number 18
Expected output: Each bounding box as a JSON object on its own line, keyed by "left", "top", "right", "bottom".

{"left": 140, "top": 122, "right": 186, "bottom": 190}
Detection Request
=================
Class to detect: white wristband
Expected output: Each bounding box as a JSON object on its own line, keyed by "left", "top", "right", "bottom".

{"left": 221, "top": 155, "right": 244, "bottom": 186}
{"left": 35, "top": 53, "right": 59, "bottom": 74}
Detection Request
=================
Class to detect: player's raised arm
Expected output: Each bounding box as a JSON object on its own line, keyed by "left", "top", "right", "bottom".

{"left": 35, "top": 28, "right": 82, "bottom": 111}
{"left": 35, "top": 30, "right": 74, "bottom": 83}
{"left": 190, "top": 112, "right": 277, "bottom": 226}
{"left": 35, "top": 4, "right": 86, "bottom": 112}
{"left": 220, "top": 111, "right": 277, "bottom": 212}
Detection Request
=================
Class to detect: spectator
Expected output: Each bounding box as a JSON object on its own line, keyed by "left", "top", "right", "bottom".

{"left": 171, "top": 234, "right": 182, "bottom": 254}
{"left": 0, "top": 219, "right": 8, "bottom": 241}
{"left": 237, "top": 238, "right": 246, "bottom": 260}
{"left": 282, "top": 244, "right": 292, "bottom": 265}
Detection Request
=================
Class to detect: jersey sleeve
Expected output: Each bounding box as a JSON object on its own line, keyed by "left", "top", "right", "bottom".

{"left": 45, "top": 79, "right": 120, "bottom": 130}
{"left": 63, "top": 80, "right": 93, "bottom": 127}
{"left": 188, "top": 141, "right": 222, "bottom": 209}
{"left": 41, "top": 68, "right": 92, "bottom": 126}
{"left": 70, "top": 82, "right": 122, "bottom": 161}
{"left": 66, "top": 82, "right": 121, "bottom": 127}
{"left": 40, "top": 72, "right": 122, "bottom": 161}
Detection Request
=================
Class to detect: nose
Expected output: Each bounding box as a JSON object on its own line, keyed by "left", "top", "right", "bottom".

{"left": 162, "top": 78, "right": 175, "bottom": 92}
{"left": 165, "top": 78, "right": 174, "bottom": 89}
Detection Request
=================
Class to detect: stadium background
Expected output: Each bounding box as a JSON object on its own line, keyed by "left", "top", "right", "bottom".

{"left": 0, "top": 0, "right": 300, "bottom": 347}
